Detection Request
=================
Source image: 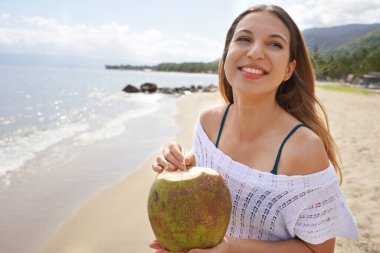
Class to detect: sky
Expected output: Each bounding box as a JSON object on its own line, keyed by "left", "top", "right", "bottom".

{"left": 0, "top": 0, "right": 380, "bottom": 67}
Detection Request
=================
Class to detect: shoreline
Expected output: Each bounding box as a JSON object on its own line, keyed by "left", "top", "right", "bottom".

{"left": 39, "top": 89, "right": 379, "bottom": 253}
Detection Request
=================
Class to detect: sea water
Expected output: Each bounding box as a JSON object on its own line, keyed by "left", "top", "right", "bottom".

{"left": 0, "top": 66, "right": 218, "bottom": 182}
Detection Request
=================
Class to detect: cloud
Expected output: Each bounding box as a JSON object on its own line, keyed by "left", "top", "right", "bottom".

{"left": 284, "top": 0, "right": 380, "bottom": 29}
{"left": 0, "top": 16, "right": 222, "bottom": 64}
{"left": 22, "top": 16, "right": 59, "bottom": 28}
{"left": 238, "top": 0, "right": 380, "bottom": 29}
{"left": 1, "top": 13, "right": 11, "bottom": 20}
{"left": 0, "top": 13, "right": 11, "bottom": 24}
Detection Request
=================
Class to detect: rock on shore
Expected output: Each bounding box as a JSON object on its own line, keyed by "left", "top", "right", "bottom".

{"left": 122, "top": 83, "right": 218, "bottom": 95}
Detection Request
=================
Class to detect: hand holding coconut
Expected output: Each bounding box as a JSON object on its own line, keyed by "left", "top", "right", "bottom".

{"left": 147, "top": 167, "right": 232, "bottom": 252}
{"left": 148, "top": 144, "right": 232, "bottom": 252}
{"left": 152, "top": 142, "right": 195, "bottom": 173}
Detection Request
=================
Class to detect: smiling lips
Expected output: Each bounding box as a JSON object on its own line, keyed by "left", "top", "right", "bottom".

{"left": 239, "top": 66, "right": 268, "bottom": 79}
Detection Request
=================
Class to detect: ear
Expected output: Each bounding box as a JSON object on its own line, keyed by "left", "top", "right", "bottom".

{"left": 283, "top": 60, "right": 296, "bottom": 81}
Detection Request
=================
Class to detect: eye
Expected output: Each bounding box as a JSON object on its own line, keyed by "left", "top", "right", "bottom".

{"left": 235, "top": 36, "right": 250, "bottom": 42}
{"left": 269, "top": 42, "right": 283, "bottom": 49}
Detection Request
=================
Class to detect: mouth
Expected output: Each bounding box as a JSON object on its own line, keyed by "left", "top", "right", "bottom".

{"left": 238, "top": 65, "right": 268, "bottom": 75}
{"left": 238, "top": 65, "right": 268, "bottom": 79}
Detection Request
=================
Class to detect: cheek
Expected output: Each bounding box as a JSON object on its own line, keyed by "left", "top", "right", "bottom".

{"left": 223, "top": 63, "right": 232, "bottom": 85}
{"left": 224, "top": 48, "right": 239, "bottom": 75}
{"left": 272, "top": 56, "right": 291, "bottom": 74}
{"left": 223, "top": 55, "right": 233, "bottom": 78}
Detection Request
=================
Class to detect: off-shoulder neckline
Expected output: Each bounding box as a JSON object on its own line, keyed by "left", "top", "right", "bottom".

{"left": 195, "top": 119, "right": 338, "bottom": 189}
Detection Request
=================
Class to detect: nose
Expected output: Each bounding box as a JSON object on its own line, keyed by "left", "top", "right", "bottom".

{"left": 246, "top": 43, "right": 265, "bottom": 60}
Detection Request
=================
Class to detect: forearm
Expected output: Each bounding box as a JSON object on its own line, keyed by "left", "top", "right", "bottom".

{"left": 226, "top": 236, "right": 334, "bottom": 253}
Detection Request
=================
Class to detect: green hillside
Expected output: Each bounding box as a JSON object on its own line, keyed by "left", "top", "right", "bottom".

{"left": 312, "top": 28, "right": 380, "bottom": 80}
{"left": 336, "top": 28, "right": 380, "bottom": 52}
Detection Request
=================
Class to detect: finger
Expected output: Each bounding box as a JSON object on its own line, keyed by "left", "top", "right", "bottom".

{"left": 149, "top": 241, "right": 172, "bottom": 253}
{"left": 160, "top": 152, "right": 183, "bottom": 171}
{"left": 166, "top": 152, "right": 185, "bottom": 170}
{"left": 152, "top": 163, "right": 163, "bottom": 173}
{"left": 165, "top": 144, "right": 186, "bottom": 171}
{"left": 156, "top": 250, "right": 171, "bottom": 253}
{"left": 185, "top": 153, "right": 196, "bottom": 166}
{"left": 167, "top": 143, "right": 185, "bottom": 161}
{"left": 149, "top": 240, "right": 184, "bottom": 253}
{"left": 156, "top": 156, "right": 177, "bottom": 171}
{"left": 189, "top": 237, "right": 227, "bottom": 253}
{"left": 149, "top": 240, "right": 163, "bottom": 250}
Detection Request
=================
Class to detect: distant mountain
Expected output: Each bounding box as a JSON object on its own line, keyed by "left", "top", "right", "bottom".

{"left": 334, "top": 28, "right": 380, "bottom": 53}
{"left": 302, "top": 23, "right": 380, "bottom": 51}
{"left": 310, "top": 27, "right": 380, "bottom": 80}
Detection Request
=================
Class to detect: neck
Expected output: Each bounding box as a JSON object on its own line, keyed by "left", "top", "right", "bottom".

{"left": 231, "top": 93, "right": 283, "bottom": 141}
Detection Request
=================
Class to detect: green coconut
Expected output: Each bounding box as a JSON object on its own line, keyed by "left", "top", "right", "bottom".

{"left": 147, "top": 167, "right": 232, "bottom": 252}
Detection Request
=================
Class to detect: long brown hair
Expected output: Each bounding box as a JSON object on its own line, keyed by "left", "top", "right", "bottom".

{"left": 218, "top": 4, "right": 342, "bottom": 182}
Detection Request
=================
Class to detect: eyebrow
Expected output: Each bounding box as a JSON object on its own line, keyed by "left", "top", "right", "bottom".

{"left": 269, "top": 34, "right": 288, "bottom": 44}
{"left": 235, "top": 28, "right": 288, "bottom": 44}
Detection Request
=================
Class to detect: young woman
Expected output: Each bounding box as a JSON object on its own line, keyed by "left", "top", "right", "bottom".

{"left": 150, "top": 4, "right": 358, "bottom": 253}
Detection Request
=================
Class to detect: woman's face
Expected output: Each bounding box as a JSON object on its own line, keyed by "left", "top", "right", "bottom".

{"left": 224, "top": 11, "right": 296, "bottom": 98}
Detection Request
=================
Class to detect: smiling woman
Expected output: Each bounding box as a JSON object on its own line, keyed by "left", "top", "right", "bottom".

{"left": 151, "top": 4, "right": 359, "bottom": 253}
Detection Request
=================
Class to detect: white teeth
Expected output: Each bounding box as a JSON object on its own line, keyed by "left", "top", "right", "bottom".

{"left": 241, "top": 67, "right": 264, "bottom": 74}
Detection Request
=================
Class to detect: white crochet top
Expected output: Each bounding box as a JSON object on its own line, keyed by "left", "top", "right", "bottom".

{"left": 192, "top": 120, "right": 359, "bottom": 244}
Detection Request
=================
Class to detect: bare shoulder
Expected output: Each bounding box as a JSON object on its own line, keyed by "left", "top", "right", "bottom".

{"left": 199, "top": 104, "right": 229, "bottom": 144}
{"left": 281, "top": 126, "right": 330, "bottom": 176}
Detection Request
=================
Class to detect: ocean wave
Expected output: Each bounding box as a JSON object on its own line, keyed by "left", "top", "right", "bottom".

{"left": 0, "top": 92, "right": 165, "bottom": 177}
{"left": 0, "top": 121, "right": 89, "bottom": 177}
{"left": 76, "top": 103, "right": 159, "bottom": 144}
{"left": 0, "top": 117, "right": 14, "bottom": 126}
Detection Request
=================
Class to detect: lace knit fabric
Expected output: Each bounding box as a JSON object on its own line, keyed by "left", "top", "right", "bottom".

{"left": 192, "top": 120, "right": 359, "bottom": 244}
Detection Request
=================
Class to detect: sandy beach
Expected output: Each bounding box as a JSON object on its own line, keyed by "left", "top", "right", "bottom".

{"left": 39, "top": 88, "right": 380, "bottom": 253}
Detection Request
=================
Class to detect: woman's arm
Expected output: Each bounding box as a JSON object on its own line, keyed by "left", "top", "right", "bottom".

{"left": 189, "top": 237, "right": 335, "bottom": 253}
{"left": 149, "top": 237, "right": 335, "bottom": 253}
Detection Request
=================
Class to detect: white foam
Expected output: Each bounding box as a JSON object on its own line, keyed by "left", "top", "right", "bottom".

{"left": 0, "top": 92, "right": 167, "bottom": 179}
{"left": 75, "top": 93, "right": 164, "bottom": 144}
{"left": 0, "top": 122, "right": 89, "bottom": 177}
{"left": 76, "top": 106, "right": 158, "bottom": 144}
{"left": 0, "top": 115, "right": 17, "bottom": 126}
